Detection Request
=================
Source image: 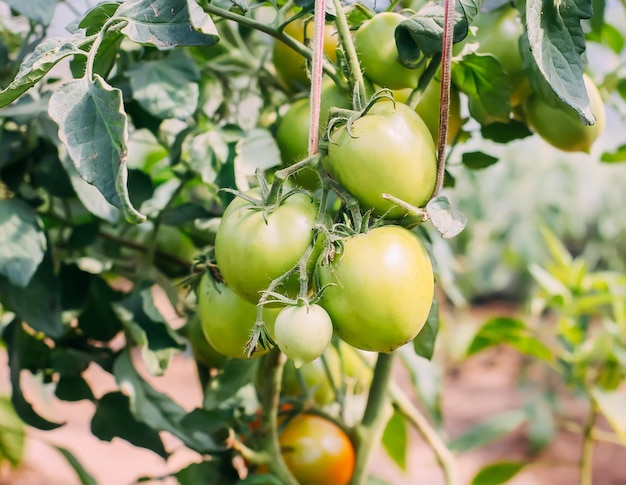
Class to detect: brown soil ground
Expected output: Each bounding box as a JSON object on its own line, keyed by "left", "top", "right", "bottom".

{"left": 1, "top": 305, "right": 625, "bottom": 485}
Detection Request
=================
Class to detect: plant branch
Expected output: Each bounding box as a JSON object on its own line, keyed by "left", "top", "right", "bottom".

{"left": 581, "top": 401, "right": 597, "bottom": 485}
{"left": 389, "top": 382, "right": 458, "bottom": 485}
{"left": 202, "top": 2, "right": 342, "bottom": 86}
{"left": 308, "top": 0, "right": 326, "bottom": 156}
{"left": 349, "top": 352, "right": 395, "bottom": 485}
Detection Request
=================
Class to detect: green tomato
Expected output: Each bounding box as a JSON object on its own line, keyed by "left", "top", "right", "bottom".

{"left": 273, "top": 13, "right": 338, "bottom": 93}
{"left": 318, "top": 226, "right": 434, "bottom": 353}
{"left": 277, "top": 414, "right": 355, "bottom": 485}
{"left": 197, "top": 272, "right": 279, "bottom": 358}
{"left": 354, "top": 12, "right": 424, "bottom": 90}
{"left": 214, "top": 189, "right": 319, "bottom": 304}
{"left": 276, "top": 79, "right": 351, "bottom": 190}
{"left": 274, "top": 304, "right": 333, "bottom": 363}
{"left": 473, "top": 5, "right": 531, "bottom": 106}
{"left": 324, "top": 98, "right": 437, "bottom": 218}
{"left": 185, "top": 314, "right": 228, "bottom": 368}
{"left": 524, "top": 74, "right": 605, "bottom": 153}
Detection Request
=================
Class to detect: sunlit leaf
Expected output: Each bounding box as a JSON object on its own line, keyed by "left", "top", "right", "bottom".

{"left": 592, "top": 386, "right": 626, "bottom": 444}
{"left": 470, "top": 461, "right": 525, "bottom": 485}
{"left": 382, "top": 411, "right": 407, "bottom": 470}
{"left": 426, "top": 196, "right": 467, "bottom": 239}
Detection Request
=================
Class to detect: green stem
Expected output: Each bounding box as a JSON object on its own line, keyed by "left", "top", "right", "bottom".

{"left": 349, "top": 352, "right": 395, "bottom": 485}
{"left": 581, "top": 401, "right": 597, "bottom": 485}
{"left": 259, "top": 350, "right": 299, "bottom": 485}
{"left": 308, "top": 0, "right": 326, "bottom": 156}
{"left": 266, "top": 154, "right": 320, "bottom": 206}
{"left": 390, "top": 382, "right": 458, "bottom": 485}
{"left": 331, "top": 0, "right": 367, "bottom": 108}
{"left": 85, "top": 19, "right": 126, "bottom": 81}
{"left": 202, "top": 2, "right": 342, "bottom": 86}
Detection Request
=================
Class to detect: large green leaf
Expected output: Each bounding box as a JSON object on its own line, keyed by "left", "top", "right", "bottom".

{"left": 467, "top": 317, "right": 554, "bottom": 362}
{"left": 48, "top": 75, "right": 145, "bottom": 224}
{"left": 0, "top": 199, "right": 46, "bottom": 287}
{"left": 53, "top": 446, "right": 97, "bottom": 485}
{"left": 115, "top": 0, "right": 219, "bottom": 49}
{"left": 128, "top": 51, "right": 200, "bottom": 120}
{"left": 525, "top": 0, "right": 594, "bottom": 123}
{"left": 0, "top": 37, "right": 85, "bottom": 109}
{"left": 91, "top": 392, "right": 168, "bottom": 458}
{"left": 470, "top": 461, "right": 525, "bottom": 485}
{"left": 382, "top": 411, "right": 408, "bottom": 470}
{"left": 113, "top": 350, "right": 227, "bottom": 454}
{"left": 2, "top": 0, "right": 59, "bottom": 25}
{"left": 592, "top": 387, "right": 626, "bottom": 444}
{"left": 0, "top": 395, "right": 25, "bottom": 468}
{"left": 449, "top": 409, "right": 526, "bottom": 453}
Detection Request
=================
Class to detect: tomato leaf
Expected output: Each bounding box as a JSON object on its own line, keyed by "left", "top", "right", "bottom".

{"left": 470, "top": 461, "right": 525, "bottom": 485}
{"left": 524, "top": 393, "right": 556, "bottom": 452}
{"left": 234, "top": 129, "right": 281, "bottom": 191}
{"left": 0, "top": 37, "right": 85, "bottom": 109}
{"left": 71, "top": 2, "right": 122, "bottom": 35}
{"left": 601, "top": 144, "right": 626, "bottom": 163}
{"left": 467, "top": 317, "right": 554, "bottom": 362}
{"left": 128, "top": 51, "right": 200, "bottom": 120}
{"left": 55, "top": 375, "right": 95, "bottom": 402}
{"left": 451, "top": 53, "right": 512, "bottom": 124}
{"left": 426, "top": 196, "right": 467, "bottom": 239}
{"left": 113, "top": 350, "right": 227, "bottom": 453}
{"left": 113, "top": 284, "right": 185, "bottom": 376}
{"left": 382, "top": 411, "right": 408, "bottom": 470}
{"left": 3, "top": 320, "right": 63, "bottom": 430}
{"left": 395, "top": 0, "right": 480, "bottom": 64}
{"left": 91, "top": 392, "right": 168, "bottom": 458}
{"left": 2, "top": 0, "right": 59, "bottom": 25}
{"left": 203, "top": 358, "right": 258, "bottom": 410}
{"left": 591, "top": 386, "right": 626, "bottom": 445}
{"left": 53, "top": 446, "right": 97, "bottom": 485}
{"left": 115, "top": 0, "right": 219, "bottom": 50}
{"left": 0, "top": 199, "right": 46, "bottom": 288}
{"left": 461, "top": 151, "right": 499, "bottom": 170}
{"left": 48, "top": 75, "right": 145, "bottom": 224}
{"left": 413, "top": 298, "right": 439, "bottom": 360}
{"left": 177, "top": 460, "right": 239, "bottom": 485}
{"left": 0, "top": 396, "right": 25, "bottom": 468}
{"left": 525, "top": 0, "right": 594, "bottom": 124}
{"left": 481, "top": 120, "right": 533, "bottom": 144}
{"left": 448, "top": 409, "right": 526, "bottom": 452}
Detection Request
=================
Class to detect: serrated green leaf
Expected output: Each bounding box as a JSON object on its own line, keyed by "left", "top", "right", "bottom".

{"left": 129, "top": 51, "right": 200, "bottom": 119}
{"left": 53, "top": 446, "right": 97, "bottom": 485}
{"left": 115, "top": 0, "right": 219, "bottom": 49}
{"left": 601, "top": 144, "right": 626, "bottom": 163}
{"left": 91, "top": 392, "right": 168, "bottom": 458}
{"left": 395, "top": 0, "right": 480, "bottom": 64}
{"left": 426, "top": 196, "right": 467, "bottom": 239}
{"left": 462, "top": 151, "right": 498, "bottom": 170}
{"left": 0, "top": 37, "right": 85, "bottom": 109}
{"left": 468, "top": 317, "right": 554, "bottom": 362}
{"left": 382, "top": 411, "right": 407, "bottom": 470}
{"left": 449, "top": 409, "right": 526, "bottom": 453}
{"left": 470, "top": 461, "right": 525, "bottom": 485}
{"left": 413, "top": 298, "right": 439, "bottom": 360}
{"left": 234, "top": 128, "right": 281, "bottom": 191}
{"left": 591, "top": 386, "right": 626, "bottom": 444}
{"left": 481, "top": 120, "right": 533, "bottom": 143}
{"left": 3, "top": 0, "right": 59, "bottom": 25}
{"left": 113, "top": 350, "right": 226, "bottom": 453}
{"left": 525, "top": 0, "right": 594, "bottom": 123}
{"left": 0, "top": 199, "right": 46, "bottom": 287}
{"left": 48, "top": 76, "right": 145, "bottom": 224}
{"left": 0, "top": 395, "right": 25, "bottom": 468}
{"left": 452, "top": 53, "right": 512, "bottom": 124}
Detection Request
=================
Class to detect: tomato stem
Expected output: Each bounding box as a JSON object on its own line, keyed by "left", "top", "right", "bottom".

{"left": 580, "top": 400, "right": 597, "bottom": 485}
{"left": 331, "top": 0, "right": 368, "bottom": 110}
{"left": 265, "top": 154, "right": 320, "bottom": 207}
{"left": 349, "top": 352, "right": 395, "bottom": 485}
{"left": 308, "top": 0, "right": 326, "bottom": 157}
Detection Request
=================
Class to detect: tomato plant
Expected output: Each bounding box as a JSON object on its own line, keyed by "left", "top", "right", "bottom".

{"left": 214, "top": 189, "right": 319, "bottom": 304}
{"left": 354, "top": 12, "right": 424, "bottom": 90}
{"left": 324, "top": 97, "right": 437, "bottom": 218}
{"left": 277, "top": 414, "right": 355, "bottom": 485}
{"left": 318, "top": 226, "right": 434, "bottom": 353}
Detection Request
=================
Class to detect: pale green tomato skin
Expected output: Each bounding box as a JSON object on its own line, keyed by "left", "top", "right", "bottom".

{"left": 524, "top": 74, "right": 605, "bottom": 153}
{"left": 214, "top": 189, "right": 319, "bottom": 304}
{"left": 197, "top": 273, "right": 279, "bottom": 359}
{"left": 318, "top": 226, "right": 434, "bottom": 353}
{"left": 355, "top": 12, "right": 424, "bottom": 90}
{"left": 324, "top": 98, "right": 437, "bottom": 218}
{"left": 274, "top": 304, "right": 333, "bottom": 363}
